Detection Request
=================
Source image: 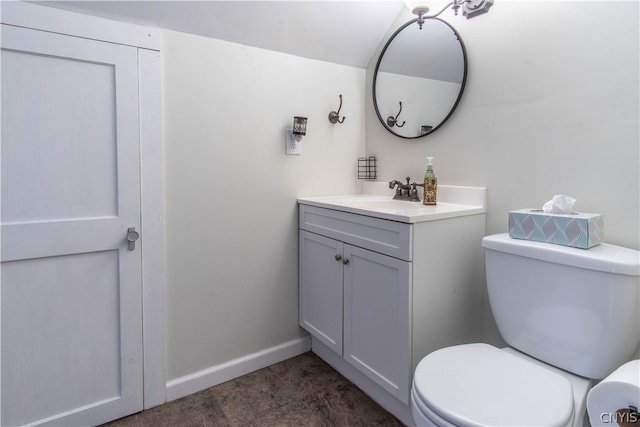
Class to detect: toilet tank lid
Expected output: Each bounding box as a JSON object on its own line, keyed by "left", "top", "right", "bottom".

{"left": 482, "top": 233, "right": 640, "bottom": 276}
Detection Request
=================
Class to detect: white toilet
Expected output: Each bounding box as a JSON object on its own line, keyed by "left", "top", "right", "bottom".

{"left": 411, "top": 233, "right": 640, "bottom": 427}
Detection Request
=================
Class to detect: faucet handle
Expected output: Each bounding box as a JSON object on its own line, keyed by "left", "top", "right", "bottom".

{"left": 409, "top": 182, "right": 423, "bottom": 202}
{"left": 409, "top": 187, "right": 419, "bottom": 201}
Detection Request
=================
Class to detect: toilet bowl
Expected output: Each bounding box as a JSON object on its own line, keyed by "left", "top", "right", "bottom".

{"left": 411, "top": 233, "right": 640, "bottom": 427}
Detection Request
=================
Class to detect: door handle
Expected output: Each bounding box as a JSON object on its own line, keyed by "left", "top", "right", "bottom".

{"left": 127, "top": 227, "right": 140, "bottom": 250}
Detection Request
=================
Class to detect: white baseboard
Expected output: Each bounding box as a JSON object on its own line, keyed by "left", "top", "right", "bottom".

{"left": 165, "top": 336, "right": 311, "bottom": 402}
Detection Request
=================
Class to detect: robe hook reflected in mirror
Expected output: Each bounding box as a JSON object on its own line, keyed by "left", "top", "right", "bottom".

{"left": 328, "top": 94, "right": 346, "bottom": 124}
{"left": 387, "top": 102, "right": 406, "bottom": 128}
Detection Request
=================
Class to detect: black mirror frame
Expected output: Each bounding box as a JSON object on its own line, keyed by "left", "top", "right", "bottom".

{"left": 372, "top": 17, "right": 468, "bottom": 139}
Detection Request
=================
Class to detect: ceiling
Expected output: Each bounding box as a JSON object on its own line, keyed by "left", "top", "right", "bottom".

{"left": 30, "top": 1, "right": 409, "bottom": 68}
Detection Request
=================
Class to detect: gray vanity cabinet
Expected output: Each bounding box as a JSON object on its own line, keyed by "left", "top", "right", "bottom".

{"left": 299, "top": 205, "right": 411, "bottom": 403}
{"left": 298, "top": 188, "right": 486, "bottom": 424}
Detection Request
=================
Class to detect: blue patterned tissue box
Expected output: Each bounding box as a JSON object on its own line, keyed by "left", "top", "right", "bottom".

{"left": 509, "top": 209, "right": 604, "bottom": 249}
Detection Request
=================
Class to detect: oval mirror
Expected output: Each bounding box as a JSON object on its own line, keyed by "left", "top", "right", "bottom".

{"left": 373, "top": 17, "right": 467, "bottom": 139}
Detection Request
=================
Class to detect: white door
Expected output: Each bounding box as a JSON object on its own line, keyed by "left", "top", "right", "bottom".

{"left": 299, "top": 230, "right": 344, "bottom": 355}
{"left": 1, "top": 24, "right": 143, "bottom": 426}
{"left": 343, "top": 245, "right": 411, "bottom": 404}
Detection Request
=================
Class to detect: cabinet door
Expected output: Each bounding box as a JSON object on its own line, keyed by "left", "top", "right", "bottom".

{"left": 343, "top": 245, "right": 411, "bottom": 404}
{"left": 299, "top": 231, "right": 344, "bottom": 354}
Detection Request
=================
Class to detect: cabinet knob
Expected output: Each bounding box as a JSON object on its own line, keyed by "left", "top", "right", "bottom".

{"left": 335, "top": 254, "right": 342, "bottom": 261}
{"left": 342, "top": 258, "right": 349, "bottom": 265}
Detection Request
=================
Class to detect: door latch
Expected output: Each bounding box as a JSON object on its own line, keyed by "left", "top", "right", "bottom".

{"left": 127, "top": 227, "right": 140, "bottom": 250}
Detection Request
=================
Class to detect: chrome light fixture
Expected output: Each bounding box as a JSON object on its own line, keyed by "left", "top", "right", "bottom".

{"left": 452, "top": 0, "right": 493, "bottom": 18}
{"left": 412, "top": 5, "right": 431, "bottom": 29}
{"left": 409, "top": 0, "right": 493, "bottom": 29}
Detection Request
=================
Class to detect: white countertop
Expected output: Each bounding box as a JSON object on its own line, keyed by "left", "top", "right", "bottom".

{"left": 298, "top": 183, "right": 486, "bottom": 224}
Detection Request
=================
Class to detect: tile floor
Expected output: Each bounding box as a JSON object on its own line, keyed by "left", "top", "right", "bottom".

{"left": 101, "top": 351, "right": 404, "bottom": 427}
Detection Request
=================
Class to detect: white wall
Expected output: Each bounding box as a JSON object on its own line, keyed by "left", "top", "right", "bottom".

{"left": 367, "top": 1, "right": 638, "bottom": 249}
{"left": 366, "top": 2, "right": 639, "bottom": 344}
{"left": 162, "top": 0, "right": 638, "bottom": 387}
{"left": 162, "top": 30, "right": 365, "bottom": 381}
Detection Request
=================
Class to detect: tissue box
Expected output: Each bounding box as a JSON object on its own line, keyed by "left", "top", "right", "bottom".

{"left": 509, "top": 209, "right": 604, "bottom": 249}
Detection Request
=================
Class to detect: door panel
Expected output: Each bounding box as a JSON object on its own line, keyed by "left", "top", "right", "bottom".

{"left": 343, "top": 245, "right": 411, "bottom": 404}
{"left": 2, "top": 252, "right": 121, "bottom": 424}
{"left": 299, "top": 231, "right": 344, "bottom": 354}
{"left": 1, "top": 24, "right": 143, "bottom": 426}
{"left": 1, "top": 48, "right": 118, "bottom": 224}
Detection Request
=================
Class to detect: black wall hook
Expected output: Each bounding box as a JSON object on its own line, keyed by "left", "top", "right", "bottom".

{"left": 387, "top": 102, "right": 406, "bottom": 128}
{"left": 328, "top": 94, "right": 346, "bottom": 124}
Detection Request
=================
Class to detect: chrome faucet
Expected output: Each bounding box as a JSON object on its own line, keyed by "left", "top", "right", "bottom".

{"left": 389, "top": 177, "right": 423, "bottom": 202}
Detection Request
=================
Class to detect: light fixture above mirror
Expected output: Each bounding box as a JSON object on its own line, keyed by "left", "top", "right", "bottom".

{"left": 406, "top": 0, "right": 494, "bottom": 28}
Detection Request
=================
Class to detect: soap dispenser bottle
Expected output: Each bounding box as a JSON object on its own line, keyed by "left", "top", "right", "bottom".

{"left": 423, "top": 157, "right": 437, "bottom": 205}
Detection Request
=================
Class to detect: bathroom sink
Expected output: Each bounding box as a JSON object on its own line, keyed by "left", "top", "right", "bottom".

{"left": 298, "top": 184, "right": 486, "bottom": 224}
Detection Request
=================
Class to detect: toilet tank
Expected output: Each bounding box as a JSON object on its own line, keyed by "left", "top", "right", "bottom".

{"left": 482, "top": 233, "right": 640, "bottom": 380}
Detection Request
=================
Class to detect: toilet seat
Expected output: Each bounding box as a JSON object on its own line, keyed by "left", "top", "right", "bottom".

{"left": 412, "top": 343, "right": 575, "bottom": 426}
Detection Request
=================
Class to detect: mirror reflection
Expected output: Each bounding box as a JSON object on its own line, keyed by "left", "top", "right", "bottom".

{"left": 373, "top": 17, "right": 467, "bottom": 139}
